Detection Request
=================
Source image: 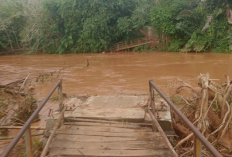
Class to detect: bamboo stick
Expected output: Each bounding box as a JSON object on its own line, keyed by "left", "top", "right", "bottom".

{"left": 0, "top": 132, "right": 44, "bottom": 140}
{"left": 0, "top": 126, "right": 46, "bottom": 130}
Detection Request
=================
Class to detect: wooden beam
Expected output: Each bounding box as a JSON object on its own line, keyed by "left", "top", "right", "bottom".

{"left": 0, "top": 126, "right": 46, "bottom": 130}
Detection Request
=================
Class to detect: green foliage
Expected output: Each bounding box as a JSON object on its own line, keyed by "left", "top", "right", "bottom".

{"left": 168, "top": 38, "right": 186, "bottom": 52}
{"left": 1, "top": 0, "right": 232, "bottom": 53}
{"left": 0, "top": 0, "right": 25, "bottom": 51}
{"left": 132, "top": 44, "right": 150, "bottom": 52}
{"left": 151, "top": 0, "right": 199, "bottom": 36}
{"left": 0, "top": 0, "right": 156, "bottom": 53}
{"left": 43, "top": 0, "right": 154, "bottom": 53}
{"left": 151, "top": 0, "right": 232, "bottom": 53}
{"left": 179, "top": 1, "right": 230, "bottom": 52}
{"left": 0, "top": 41, "right": 3, "bottom": 50}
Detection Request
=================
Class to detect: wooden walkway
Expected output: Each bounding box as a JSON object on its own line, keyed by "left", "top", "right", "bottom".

{"left": 48, "top": 119, "right": 171, "bottom": 157}
{"left": 46, "top": 96, "right": 172, "bottom": 157}
{"left": 108, "top": 37, "right": 158, "bottom": 52}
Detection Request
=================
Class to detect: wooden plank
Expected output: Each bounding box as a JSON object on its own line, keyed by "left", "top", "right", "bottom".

{"left": 48, "top": 148, "right": 171, "bottom": 157}
{"left": 68, "top": 108, "right": 145, "bottom": 123}
{"left": 50, "top": 140, "right": 168, "bottom": 150}
{"left": 64, "top": 121, "right": 147, "bottom": 126}
{"left": 68, "top": 116, "right": 144, "bottom": 123}
{"left": 64, "top": 118, "right": 152, "bottom": 127}
{"left": 53, "top": 133, "right": 160, "bottom": 142}
{"left": 59, "top": 125, "right": 152, "bottom": 133}
{"left": 63, "top": 122, "right": 145, "bottom": 129}
{"left": 56, "top": 129, "right": 154, "bottom": 137}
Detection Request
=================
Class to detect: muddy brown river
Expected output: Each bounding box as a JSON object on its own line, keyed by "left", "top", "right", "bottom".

{"left": 0, "top": 52, "right": 232, "bottom": 146}
{"left": 1, "top": 52, "right": 232, "bottom": 97}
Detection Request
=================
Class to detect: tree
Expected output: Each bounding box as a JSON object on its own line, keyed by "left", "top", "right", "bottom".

{"left": 43, "top": 0, "right": 155, "bottom": 53}
{"left": 150, "top": 0, "right": 232, "bottom": 53}
{"left": 0, "top": 0, "right": 26, "bottom": 52}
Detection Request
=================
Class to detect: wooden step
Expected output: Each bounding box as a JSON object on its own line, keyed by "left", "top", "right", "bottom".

{"left": 64, "top": 118, "right": 152, "bottom": 127}
{"left": 53, "top": 134, "right": 158, "bottom": 142}
{"left": 48, "top": 148, "right": 171, "bottom": 157}
{"left": 67, "top": 108, "right": 145, "bottom": 123}
{"left": 59, "top": 125, "right": 152, "bottom": 133}
{"left": 47, "top": 120, "right": 171, "bottom": 157}
{"left": 63, "top": 122, "right": 148, "bottom": 129}
{"left": 50, "top": 140, "right": 167, "bottom": 150}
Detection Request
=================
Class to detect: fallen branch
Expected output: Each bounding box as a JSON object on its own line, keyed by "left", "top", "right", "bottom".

{"left": 219, "top": 102, "right": 232, "bottom": 140}
{"left": 203, "top": 93, "right": 217, "bottom": 120}
{"left": 207, "top": 100, "right": 230, "bottom": 139}
{"left": 221, "top": 84, "right": 232, "bottom": 119}
{"left": 174, "top": 133, "right": 193, "bottom": 149}
{"left": 180, "top": 97, "right": 193, "bottom": 109}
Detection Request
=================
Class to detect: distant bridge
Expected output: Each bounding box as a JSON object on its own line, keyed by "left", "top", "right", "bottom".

{"left": 108, "top": 37, "right": 159, "bottom": 52}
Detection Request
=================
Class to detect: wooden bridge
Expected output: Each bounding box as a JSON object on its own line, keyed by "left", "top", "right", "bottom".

{"left": 108, "top": 37, "right": 159, "bottom": 52}
{"left": 46, "top": 95, "right": 173, "bottom": 157}
{"left": 48, "top": 119, "right": 170, "bottom": 156}
{"left": 0, "top": 79, "right": 223, "bottom": 157}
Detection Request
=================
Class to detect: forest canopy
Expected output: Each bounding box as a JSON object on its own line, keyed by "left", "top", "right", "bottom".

{"left": 0, "top": 0, "right": 232, "bottom": 53}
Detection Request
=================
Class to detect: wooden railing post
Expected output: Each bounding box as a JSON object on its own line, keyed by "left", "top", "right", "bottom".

{"left": 149, "top": 80, "right": 157, "bottom": 131}
{"left": 149, "top": 80, "right": 156, "bottom": 115}
{"left": 194, "top": 137, "right": 202, "bottom": 157}
{"left": 58, "top": 79, "right": 63, "bottom": 111}
{"left": 25, "top": 126, "right": 33, "bottom": 157}
{"left": 40, "top": 109, "right": 65, "bottom": 157}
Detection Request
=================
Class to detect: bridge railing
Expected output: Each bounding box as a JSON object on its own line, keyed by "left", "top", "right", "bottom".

{"left": 0, "top": 79, "right": 63, "bottom": 157}
{"left": 109, "top": 37, "right": 157, "bottom": 52}
{"left": 148, "top": 79, "right": 222, "bottom": 157}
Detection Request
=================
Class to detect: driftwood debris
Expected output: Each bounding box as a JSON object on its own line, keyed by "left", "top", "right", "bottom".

{"left": 0, "top": 77, "right": 37, "bottom": 136}
{"left": 170, "top": 73, "right": 232, "bottom": 156}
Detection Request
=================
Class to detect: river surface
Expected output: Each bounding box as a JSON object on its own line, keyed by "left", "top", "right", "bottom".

{"left": 1, "top": 52, "right": 232, "bottom": 145}
{"left": 1, "top": 52, "right": 232, "bottom": 97}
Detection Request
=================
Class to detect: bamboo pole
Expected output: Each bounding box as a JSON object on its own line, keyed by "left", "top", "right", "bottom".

{"left": 0, "top": 126, "right": 46, "bottom": 130}
{"left": 0, "top": 132, "right": 44, "bottom": 140}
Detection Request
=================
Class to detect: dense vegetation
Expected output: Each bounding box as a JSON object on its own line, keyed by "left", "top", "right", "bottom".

{"left": 151, "top": 0, "right": 232, "bottom": 52}
{"left": 0, "top": 0, "right": 153, "bottom": 53}
{"left": 0, "top": 0, "right": 232, "bottom": 53}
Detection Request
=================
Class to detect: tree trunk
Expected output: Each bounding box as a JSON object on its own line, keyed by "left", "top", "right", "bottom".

{"left": 5, "top": 29, "right": 14, "bottom": 52}
{"left": 13, "top": 31, "right": 20, "bottom": 49}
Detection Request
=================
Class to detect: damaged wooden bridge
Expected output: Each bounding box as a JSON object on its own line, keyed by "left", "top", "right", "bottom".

{"left": 48, "top": 119, "right": 170, "bottom": 156}
{"left": 45, "top": 95, "right": 173, "bottom": 157}
{"left": 0, "top": 79, "right": 223, "bottom": 157}
{"left": 108, "top": 37, "right": 159, "bottom": 52}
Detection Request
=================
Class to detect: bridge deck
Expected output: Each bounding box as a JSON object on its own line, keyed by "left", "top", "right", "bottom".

{"left": 47, "top": 119, "right": 171, "bottom": 157}
{"left": 108, "top": 37, "right": 159, "bottom": 52}
{"left": 46, "top": 96, "right": 172, "bottom": 157}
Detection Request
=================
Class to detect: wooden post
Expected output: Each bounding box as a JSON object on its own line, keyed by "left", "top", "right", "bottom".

{"left": 149, "top": 80, "right": 157, "bottom": 131}
{"left": 58, "top": 79, "right": 63, "bottom": 111}
{"left": 194, "top": 137, "right": 202, "bottom": 157}
{"left": 25, "top": 127, "right": 33, "bottom": 157}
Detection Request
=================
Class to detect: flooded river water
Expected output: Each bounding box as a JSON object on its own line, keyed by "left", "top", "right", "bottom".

{"left": 0, "top": 52, "right": 232, "bottom": 148}
{"left": 1, "top": 52, "right": 232, "bottom": 97}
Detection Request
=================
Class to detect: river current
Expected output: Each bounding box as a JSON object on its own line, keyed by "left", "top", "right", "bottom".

{"left": 1, "top": 52, "right": 232, "bottom": 97}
